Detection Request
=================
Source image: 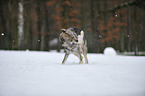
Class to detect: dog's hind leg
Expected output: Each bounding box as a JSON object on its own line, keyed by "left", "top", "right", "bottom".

{"left": 83, "top": 48, "right": 88, "bottom": 64}
{"left": 73, "top": 51, "right": 83, "bottom": 64}
{"left": 83, "top": 51, "right": 88, "bottom": 64}
{"left": 82, "top": 41, "right": 88, "bottom": 64}
{"left": 62, "top": 52, "right": 70, "bottom": 64}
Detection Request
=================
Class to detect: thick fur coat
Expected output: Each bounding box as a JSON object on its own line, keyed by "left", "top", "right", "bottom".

{"left": 60, "top": 27, "right": 88, "bottom": 64}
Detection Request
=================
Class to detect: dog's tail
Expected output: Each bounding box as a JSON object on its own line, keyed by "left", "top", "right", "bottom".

{"left": 78, "top": 30, "right": 84, "bottom": 44}
{"left": 80, "top": 30, "right": 84, "bottom": 38}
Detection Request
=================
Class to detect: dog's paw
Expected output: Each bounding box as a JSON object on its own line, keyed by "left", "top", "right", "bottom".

{"left": 85, "top": 60, "right": 88, "bottom": 64}
{"left": 79, "top": 61, "right": 83, "bottom": 64}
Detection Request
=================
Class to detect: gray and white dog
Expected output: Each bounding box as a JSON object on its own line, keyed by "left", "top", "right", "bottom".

{"left": 60, "top": 27, "right": 88, "bottom": 64}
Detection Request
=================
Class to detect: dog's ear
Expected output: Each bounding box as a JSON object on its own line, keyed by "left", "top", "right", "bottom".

{"left": 61, "top": 29, "right": 66, "bottom": 33}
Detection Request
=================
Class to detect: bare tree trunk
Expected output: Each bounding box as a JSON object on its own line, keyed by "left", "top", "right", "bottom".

{"left": 18, "top": 0, "right": 24, "bottom": 49}
{"left": 56, "top": 3, "right": 62, "bottom": 52}
{"left": 81, "top": 0, "right": 86, "bottom": 30}
{"left": 90, "top": 0, "right": 94, "bottom": 33}
{"left": 45, "top": 5, "right": 50, "bottom": 51}
{"left": 90, "top": 0, "right": 98, "bottom": 53}
{"left": 31, "top": 2, "right": 39, "bottom": 50}
{"left": 6, "top": 0, "right": 18, "bottom": 50}
{"left": 120, "top": 14, "right": 124, "bottom": 52}
{"left": 138, "top": 21, "right": 143, "bottom": 52}
{"left": 127, "top": 6, "right": 131, "bottom": 52}
{"left": 40, "top": 20, "right": 46, "bottom": 51}
{"left": 24, "top": 2, "right": 31, "bottom": 50}
{"left": 0, "top": 0, "right": 7, "bottom": 49}
{"left": 133, "top": 6, "right": 138, "bottom": 55}
{"left": 62, "top": 0, "right": 69, "bottom": 28}
{"left": 101, "top": 0, "right": 108, "bottom": 52}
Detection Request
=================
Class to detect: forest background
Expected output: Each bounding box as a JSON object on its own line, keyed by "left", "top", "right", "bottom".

{"left": 0, "top": 0, "right": 145, "bottom": 54}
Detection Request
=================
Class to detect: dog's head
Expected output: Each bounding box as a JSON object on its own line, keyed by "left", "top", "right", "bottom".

{"left": 60, "top": 27, "right": 78, "bottom": 42}
{"left": 61, "top": 28, "right": 77, "bottom": 38}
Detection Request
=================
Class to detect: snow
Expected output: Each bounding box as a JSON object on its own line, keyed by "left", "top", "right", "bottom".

{"left": 0, "top": 50, "right": 145, "bottom": 96}
{"left": 1, "top": 33, "right": 4, "bottom": 36}
{"left": 49, "top": 38, "right": 58, "bottom": 47}
{"left": 104, "top": 47, "right": 117, "bottom": 56}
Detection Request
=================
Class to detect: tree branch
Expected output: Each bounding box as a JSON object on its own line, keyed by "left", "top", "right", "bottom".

{"left": 101, "top": 0, "right": 145, "bottom": 15}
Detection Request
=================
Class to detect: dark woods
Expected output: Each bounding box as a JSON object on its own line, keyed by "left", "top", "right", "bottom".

{"left": 0, "top": 0, "right": 145, "bottom": 53}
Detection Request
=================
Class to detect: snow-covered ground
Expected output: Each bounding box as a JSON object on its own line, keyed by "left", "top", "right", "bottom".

{"left": 0, "top": 50, "right": 145, "bottom": 96}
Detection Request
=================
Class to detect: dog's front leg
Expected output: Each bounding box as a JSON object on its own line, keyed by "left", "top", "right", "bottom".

{"left": 73, "top": 51, "right": 83, "bottom": 64}
{"left": 78, "top": 51, "right": 83, "bottom": 64}
{"left": 78, "top": 45, "right": 83, "bottom": 64}
{"left": 79, "top": 54, "right": 83, "bottom": 64}
{"left": 62, "top": 52, "right": 70, "bottom": 64}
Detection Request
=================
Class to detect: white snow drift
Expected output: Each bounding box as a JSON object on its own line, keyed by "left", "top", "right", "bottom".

{"left": 104, "top": 47, "right": 117, "bottom": 56}
{"left": 0, "top": 50, "right": 145, "bottom": 96}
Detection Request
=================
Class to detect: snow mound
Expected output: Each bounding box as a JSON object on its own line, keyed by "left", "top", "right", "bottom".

{"left": 49, "top": 38, "right": 58, "bottom": 47}
{"left": 104, "top": 47, "right": 117, "bottom": 56}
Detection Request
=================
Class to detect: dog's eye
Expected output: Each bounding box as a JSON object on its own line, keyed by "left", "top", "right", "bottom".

{"left": 62, "top": 30, "right": 66, "bottom": 33}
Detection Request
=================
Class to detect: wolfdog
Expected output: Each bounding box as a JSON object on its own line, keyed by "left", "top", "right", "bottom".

{"left": 60, "top": 27, "right": 88, "bottom": 64}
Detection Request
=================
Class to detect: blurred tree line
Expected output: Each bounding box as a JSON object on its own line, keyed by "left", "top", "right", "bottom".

{"left": 0, "top": 0, "right": 145, "bottom": 53}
